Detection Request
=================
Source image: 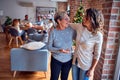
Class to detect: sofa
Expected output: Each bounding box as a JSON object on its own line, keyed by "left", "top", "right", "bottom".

{"left": 10, "top": 47, "right": 49, "bottom": 77}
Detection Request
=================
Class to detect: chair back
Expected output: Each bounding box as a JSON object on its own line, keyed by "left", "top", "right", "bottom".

{"left": 9, "top": 28, "right": 19, "bottom": 37}
{"left": 27, "top": 28, "right": 37, "bottom": 35}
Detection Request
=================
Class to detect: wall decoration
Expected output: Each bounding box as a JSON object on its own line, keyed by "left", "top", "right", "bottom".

{"left": 36, "top": 7, "right": 56, "bottom": 19}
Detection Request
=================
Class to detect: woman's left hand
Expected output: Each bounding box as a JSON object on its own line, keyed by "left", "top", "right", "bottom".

{"left": 86, "top": 69, "right": 94, "bottom": 77}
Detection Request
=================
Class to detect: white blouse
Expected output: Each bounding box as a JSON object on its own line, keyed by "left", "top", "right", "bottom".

{"left": 70, "top": 23, "right": 103, "bottom": 70}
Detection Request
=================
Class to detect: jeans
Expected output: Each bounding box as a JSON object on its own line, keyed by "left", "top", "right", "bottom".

{"left": 72, "top": 64, "right": 89, "bottom": 80}
{"left": 50, "top": 56, "right": 72, "bottom": 80}
{"left": 19, "top": 30, "right": 26, "bottom": 41}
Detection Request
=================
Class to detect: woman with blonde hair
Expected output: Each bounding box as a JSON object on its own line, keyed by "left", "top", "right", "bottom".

{"left": 47, "top": 11, "right": 76, "bottom": 80}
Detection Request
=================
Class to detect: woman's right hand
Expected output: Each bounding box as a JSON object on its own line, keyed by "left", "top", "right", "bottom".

{"left": 59, "top": 49, "right": 70, "bottom": 53}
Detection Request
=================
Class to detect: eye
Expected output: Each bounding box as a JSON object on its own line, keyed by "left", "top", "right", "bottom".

{"left": 63, "top": 17, "right": 70, "bottom": 21}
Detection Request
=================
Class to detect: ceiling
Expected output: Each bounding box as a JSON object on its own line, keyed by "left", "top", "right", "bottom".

{"left": 50, "top": 0, "right": 68, "bottom": 2}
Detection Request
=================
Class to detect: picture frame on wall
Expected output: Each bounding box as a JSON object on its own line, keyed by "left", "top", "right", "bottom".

{"left": 36, "top": 7, "right": 56, "bottom": 19}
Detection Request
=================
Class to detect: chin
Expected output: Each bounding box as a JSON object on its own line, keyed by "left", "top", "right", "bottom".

{"left": 65, "top": 24, "right": 68, "bottom": 27}
{"left": 82, "top": 22, "right": 86, "bottom": 27}
{"left": 65, "top": 26, "right": 68, "bottom": 28}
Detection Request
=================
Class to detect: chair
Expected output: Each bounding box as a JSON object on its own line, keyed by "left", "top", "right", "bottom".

{"left": 10, "top": 47, "right": 49, "bottom": 77}
{"left": 28, "top": 32, "right": 48, "bottom": 43}
{"left": 27, "top": 28, "right": 37, "bottom": 35}
{"left": 8, "top": 28, "right": 23, "bottom": 47}
{"left": 3, "top": 25, "right": 11, "bottom": 40}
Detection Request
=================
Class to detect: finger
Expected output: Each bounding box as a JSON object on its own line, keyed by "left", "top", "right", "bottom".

{"left": 86, "top": 71, "right": 91, "bottom": 77}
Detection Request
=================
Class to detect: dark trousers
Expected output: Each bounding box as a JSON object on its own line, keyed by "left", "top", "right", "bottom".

{"left": 50, "top": 56, "right": 72, "bottom": 80}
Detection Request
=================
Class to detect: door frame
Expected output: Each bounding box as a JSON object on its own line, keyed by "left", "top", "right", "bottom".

{"left": 114, "top": 42, "right": 120, "bottom": 80}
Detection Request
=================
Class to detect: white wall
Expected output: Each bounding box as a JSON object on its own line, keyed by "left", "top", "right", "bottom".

{"left": 0, "top": 0, "right": 57, "bottom": 23}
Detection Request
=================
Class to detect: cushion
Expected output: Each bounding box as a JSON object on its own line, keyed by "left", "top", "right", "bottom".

{"left": 20, "top": 41, "right": 46, "bottom": 50}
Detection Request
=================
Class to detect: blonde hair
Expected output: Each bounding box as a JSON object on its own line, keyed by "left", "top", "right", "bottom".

{"left": 97, "top": 10, "right": 104, "bottom": 34}
{"left": 54, "top": 11, "right": 67, "bottom": 24}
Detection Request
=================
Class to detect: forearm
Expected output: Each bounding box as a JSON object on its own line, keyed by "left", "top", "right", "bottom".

{"left": 47, "top": 45, "right": 61, "bottom": 53}
{"left": 86, "top": 59, "right": 98, "bottom": 77}
{"left": 69, "top": 23, "right": 82, "bottom": 30}
{"left": 48, "top": 46, "right": 70, "bottom": 54}
{"left": 90, "top": 59, "right": 98, "bottom": 70}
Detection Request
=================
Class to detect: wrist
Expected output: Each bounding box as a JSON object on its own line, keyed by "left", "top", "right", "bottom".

{"left": 90, "top": 67, "right": 95, "bottom": 71}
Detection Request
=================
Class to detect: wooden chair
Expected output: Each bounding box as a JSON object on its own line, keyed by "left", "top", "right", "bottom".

{"left": 8, "top": 28, "right": 23, "bottom": 47}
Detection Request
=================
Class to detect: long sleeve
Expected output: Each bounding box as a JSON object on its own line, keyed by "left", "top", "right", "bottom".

{"left": 69, "top": 23, "right": 82, "bottom": 30}
{"left": 47, "top": 30, "right": 61, "bottom": 53}
{"left": 47, "top": 27, "right": 75, "bottom": 62}
{"left": 93, "top": 32, "right": 103, "bottom": 60}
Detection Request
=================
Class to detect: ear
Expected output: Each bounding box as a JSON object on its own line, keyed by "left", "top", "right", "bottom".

{"left": 57, "top": 19, "right": 60, "bottom": 24}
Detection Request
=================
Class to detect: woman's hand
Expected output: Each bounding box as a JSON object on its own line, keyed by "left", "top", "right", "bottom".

{"left": 59, "top": 49, "right": 70, "bottom": 53}
{"left": 86, "top": 69, "right": 94, "bottom": 78}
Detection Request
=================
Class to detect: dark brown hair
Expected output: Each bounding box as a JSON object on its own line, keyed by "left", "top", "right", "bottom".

{"left": 12, "top": 19, "right": 19, "bottom": 26}
{"left": 86, "top": 8, "right": 104, "bottom": 34}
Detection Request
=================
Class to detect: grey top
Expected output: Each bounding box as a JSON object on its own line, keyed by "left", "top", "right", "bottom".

{"left": 70, "top": 23, "right": 103, "bottom": 70}
{"left": 47, "top": 26, "right": 76, "bottom": 62}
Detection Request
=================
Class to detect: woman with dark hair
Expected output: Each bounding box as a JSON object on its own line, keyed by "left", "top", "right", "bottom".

{"left": 47, "top": 11, "right": 76, "bottom": 80}
{"left": 70, "top": 8, "right": 104, "bottom": 80}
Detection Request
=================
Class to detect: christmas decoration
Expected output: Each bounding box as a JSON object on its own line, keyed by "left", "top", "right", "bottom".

{"left": 73, "top": 1, "right": 84, "bottom": 23}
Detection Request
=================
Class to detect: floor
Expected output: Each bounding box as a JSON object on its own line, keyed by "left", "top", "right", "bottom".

{"left": 0, "top": 33, "right": 72, "bottom": 80}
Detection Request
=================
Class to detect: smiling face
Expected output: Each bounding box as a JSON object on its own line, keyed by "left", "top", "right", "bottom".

{"left": 82, "top": 14, "right": 92, "bottom": 31}
{"left": 54, "top": 11, "right": 70, "bottom": 30}
{"left": 82, "top": 8, "right": 101, "bottom": 33}
{"left": 58, "top": 14, "right": 70, "bottom": 29}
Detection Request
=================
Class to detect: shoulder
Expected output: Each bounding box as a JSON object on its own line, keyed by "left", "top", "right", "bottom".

{"left": 69, "top": 23, "right": 83, "bottom": 30}
{"left": 66, "top": 27, "right": 74, "bottom": 33}
{"left": 49, "top": 28, "right": 57, "bottom": 34}
{"left": 96, "top": 31, "right": 103, "bottom": 41}
{"left": 97, "top": 32, "right": 103, "bottom": 37}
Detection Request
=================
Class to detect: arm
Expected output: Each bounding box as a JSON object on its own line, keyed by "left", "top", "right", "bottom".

{"left": 33, "top": 25, "right": 43, "bottom": 30}
{"left": 69, "top": 23, "right": 82, "bottom": 30}
{"left": 47, "top": 29, "right": 70, "bottom": 53}
{"left": 87, "top": 59, "right": 98, "bottom": 78}
{"left": 47, "top": 30, "right": 61, "bottom": 53}
{"left": 87, "top": 33, "right": 103, "bottom": 77}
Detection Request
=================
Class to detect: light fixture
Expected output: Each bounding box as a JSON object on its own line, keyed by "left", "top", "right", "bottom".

{"left": 50, "top": 0, "right": 68, "bottom": 2}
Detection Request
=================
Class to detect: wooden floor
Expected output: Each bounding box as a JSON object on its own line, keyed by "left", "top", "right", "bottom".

{"left": 0, "top": 33, "right": 72, "bottom": 80}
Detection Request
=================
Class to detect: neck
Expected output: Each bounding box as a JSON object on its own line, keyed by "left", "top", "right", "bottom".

{"left": 87, "top": 28, "right": 92, "bottom": 32}
{"left": 87, "top": 25, "right": 92, "bottom": 32}
{"left": 56, "top": 25, "right": 65, "bottom": 30}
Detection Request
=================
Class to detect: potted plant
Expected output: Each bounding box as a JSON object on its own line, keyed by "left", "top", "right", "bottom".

{"left": 4, "top": 16, "right": 12, "bottom": 26}
{"left": 3, "top": 16, "right": 12, "bottom": 40}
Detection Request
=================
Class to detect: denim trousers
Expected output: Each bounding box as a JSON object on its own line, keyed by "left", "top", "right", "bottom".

{"left": 19, "top": 30, "right": 26, "bottom": 41}
{"left": 50, "top": 56, "right": 72, "bottom": 80}
{"left": 72, "top": 64, "right": 89, "bottom": 80}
